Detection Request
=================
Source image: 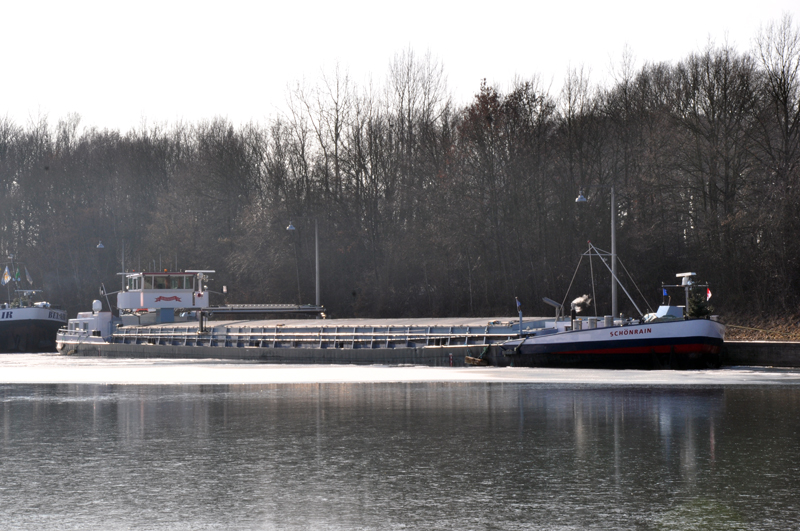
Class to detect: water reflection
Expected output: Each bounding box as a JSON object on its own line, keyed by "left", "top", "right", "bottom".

{"left": 1, "top": 383, "right": 798, "bottom": 530}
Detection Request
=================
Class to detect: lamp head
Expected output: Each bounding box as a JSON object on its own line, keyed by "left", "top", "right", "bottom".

{"left": 286, "top": 222, "right": 296, "bottom": 231}
{"left": 575, "top": 190, "right": 587, "bottom": 203}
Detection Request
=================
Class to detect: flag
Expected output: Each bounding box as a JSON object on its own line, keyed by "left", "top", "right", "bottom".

{"left": 25, "top": 267, "right": 33, "bottom": 285}
{"left": 1, "top": 266, "right": 9, "bottom": 286}
{"left": 14, "top": 268, "right": 20, "bottom": 281}
{"left": 707, "top": 288, "right": 712, "bottom": 301}
{"left": 662, "top": 288, "right": 668, "bottom": 297}
{"left": 516, "top": 297, "right": 522, "bottom": 309}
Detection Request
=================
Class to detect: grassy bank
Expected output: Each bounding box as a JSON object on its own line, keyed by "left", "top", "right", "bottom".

{"left": 723, "top": 316, "right": 800, "bottom": 342}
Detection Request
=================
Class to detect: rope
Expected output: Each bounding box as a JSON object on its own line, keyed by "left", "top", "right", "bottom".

{"left": 589, "top": 252, "right": 598, "bottom": 318}
{"left": 616, "top": 257, "right": 655, "bottom": 314}
{"left": 560, "top": 255, "right": 585, "bottom": 310}
{"left": 725, "top": 324, "right": 794, "bottom": 337}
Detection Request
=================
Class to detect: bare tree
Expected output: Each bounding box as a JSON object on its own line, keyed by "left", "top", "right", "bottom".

{"left": 752, "top": 14, "right": 800, "bottom": 307}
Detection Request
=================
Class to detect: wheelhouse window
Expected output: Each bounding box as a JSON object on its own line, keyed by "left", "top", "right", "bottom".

{"left": 129, "top": 273, "right": 194, "bottom": 290}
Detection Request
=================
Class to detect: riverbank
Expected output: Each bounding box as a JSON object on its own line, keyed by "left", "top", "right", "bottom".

{"left": 723, "top": 315, "right": 800, "bottom": 341}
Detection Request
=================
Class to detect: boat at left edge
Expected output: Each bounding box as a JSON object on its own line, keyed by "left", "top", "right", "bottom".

{"left": 0, "top": 261, "right": 67, "bottom": 353}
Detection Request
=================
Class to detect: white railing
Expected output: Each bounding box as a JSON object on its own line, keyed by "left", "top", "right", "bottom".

{"left": 103, "top": 323, "right": 522, "bottom": 349}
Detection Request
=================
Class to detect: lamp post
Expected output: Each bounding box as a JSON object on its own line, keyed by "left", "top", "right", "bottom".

{"left": 98, "top": 240, "right": 127, "bottom": 291}
{"left": 576, "top": 184, "right": 617, "bottom": 318}
{"left": 286, "top": 218, "right": 320, "bottom": 308}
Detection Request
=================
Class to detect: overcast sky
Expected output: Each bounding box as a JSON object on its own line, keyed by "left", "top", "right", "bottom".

{"left": 2, "top": 0, "right": 798, "bottom": 133}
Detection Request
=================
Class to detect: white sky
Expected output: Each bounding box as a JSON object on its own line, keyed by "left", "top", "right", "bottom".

{"left": 2, "top": 0, "right": 798, "bottom": 133}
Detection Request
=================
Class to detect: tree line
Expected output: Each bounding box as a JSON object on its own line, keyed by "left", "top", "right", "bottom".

{"left": 1, "top": 16, "right": 798, "bottom": 321}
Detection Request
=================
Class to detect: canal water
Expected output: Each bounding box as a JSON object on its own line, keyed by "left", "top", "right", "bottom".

{"left": 1, "top": 379, "right": 799, "bottom": 529}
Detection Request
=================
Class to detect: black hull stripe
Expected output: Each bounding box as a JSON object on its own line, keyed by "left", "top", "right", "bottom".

{"left": 515, "top": 335, "right": 723, "bottom": 356}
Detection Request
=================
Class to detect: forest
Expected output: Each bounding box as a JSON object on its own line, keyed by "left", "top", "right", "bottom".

{"left": 1, "top": 16, "right": 798, "bottom": 322}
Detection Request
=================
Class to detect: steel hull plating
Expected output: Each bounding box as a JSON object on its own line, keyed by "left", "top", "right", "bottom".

{"left": 0, "top": 307, "right": 67, "bottom": 352}
{"left": 502, "top": 319, "right": 725, "bottom": 369}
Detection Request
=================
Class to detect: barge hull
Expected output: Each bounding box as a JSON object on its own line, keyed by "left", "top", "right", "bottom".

{"left": 502, "top": 319, "right": 725, "bottom": 369}
{"left": 63, "top": 341, "right": 800, "bottom": 369}
{"left": 65, "top": 342, "right": 506, "bottom": 367}
{"left": 0, "top": 319, "right": 64, "bottom": 353}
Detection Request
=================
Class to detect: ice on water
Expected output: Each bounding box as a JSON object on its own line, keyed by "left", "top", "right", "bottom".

{"left": 1, "top": 353, "right": 799, "bottom": 385}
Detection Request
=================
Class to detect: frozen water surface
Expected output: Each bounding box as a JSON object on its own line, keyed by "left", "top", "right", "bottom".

{"left": 2, "top": 354, "right": 800, "bottom": 530}
{"left": 1, "top": 353, "right": 799, "bottom": 385}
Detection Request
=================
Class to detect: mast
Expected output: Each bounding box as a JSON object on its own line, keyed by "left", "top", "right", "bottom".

{"left": 577, "top": 185, "right": 619, "bottom": 317}
{"left": 611, "top": 185, "right": 617, "bottom": 318}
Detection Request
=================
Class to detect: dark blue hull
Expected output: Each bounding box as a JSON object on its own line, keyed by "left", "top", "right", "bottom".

{"left": 500, "top": 320, "right": 725, "bottom": 369}
{"left": 0, "top": 319, "right": 64, "bottom": 353}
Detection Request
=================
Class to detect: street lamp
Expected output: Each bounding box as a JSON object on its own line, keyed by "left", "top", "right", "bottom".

{"left": 286, "top": 218, "right": 320, "bottom": 308}
{"left": 576, "top": 184, "right": 618, "bottom": 318}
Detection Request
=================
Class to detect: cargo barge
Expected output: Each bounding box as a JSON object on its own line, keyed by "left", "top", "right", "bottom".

{"left": 55, "top": 269, "right": 540, "bottom": 365}
{"left": 56, "top": 265, "right": 725, "bottom": 368}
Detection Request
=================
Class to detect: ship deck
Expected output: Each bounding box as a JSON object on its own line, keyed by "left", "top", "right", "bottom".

{"left": 108, "top": 316, "right": 551, "bottom": 349}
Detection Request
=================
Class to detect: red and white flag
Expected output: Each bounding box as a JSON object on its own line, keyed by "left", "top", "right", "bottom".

{"left": 706, "top": 288, "right": 712, "bottom": 301}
